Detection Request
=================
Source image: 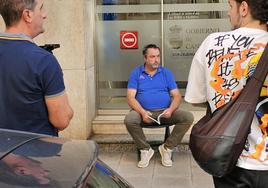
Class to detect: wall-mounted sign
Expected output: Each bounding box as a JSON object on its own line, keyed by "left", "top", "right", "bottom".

{"left": 120, "top": 31, "right": 138, "bottom": 49}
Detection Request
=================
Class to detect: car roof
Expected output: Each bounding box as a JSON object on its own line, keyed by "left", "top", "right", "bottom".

{"left": 0, "top": 128, "right": 98, "bottom": 188}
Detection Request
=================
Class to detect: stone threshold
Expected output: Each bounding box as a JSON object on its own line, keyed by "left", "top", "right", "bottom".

{"left": 91, "top": 134, "right": 189, "bottom": 152}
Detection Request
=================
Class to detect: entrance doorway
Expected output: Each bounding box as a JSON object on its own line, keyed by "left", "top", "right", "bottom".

{"left": 95, "top": 0, "right": 230, "bottom": 110}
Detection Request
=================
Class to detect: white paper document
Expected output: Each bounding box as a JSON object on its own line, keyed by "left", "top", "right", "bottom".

{"left": 148, "top": 112, "right": 165, "bottom": 125}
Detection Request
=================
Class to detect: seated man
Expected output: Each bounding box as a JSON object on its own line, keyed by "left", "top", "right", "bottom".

{"left": 124, "top": 44, "right": 194, "bottom": 168}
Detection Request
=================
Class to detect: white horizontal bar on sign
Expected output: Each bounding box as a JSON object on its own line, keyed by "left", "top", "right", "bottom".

{"left": 96, "top": 3, "right": 229, "bottom": 14}
{"left": 164, "top": 3, "right": 229, "bottom": 12}
{"left": 96, "top": 4, "right": 161, "bottom": 13}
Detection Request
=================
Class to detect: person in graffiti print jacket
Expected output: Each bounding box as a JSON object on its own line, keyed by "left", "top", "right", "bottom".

{"left": 185, "top": 0, "right": 268, "bottom": 187}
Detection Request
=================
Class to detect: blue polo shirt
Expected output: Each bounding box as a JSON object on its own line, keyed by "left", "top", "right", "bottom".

{"left": 0, "top": 33, "right": 65, "bottom": 136}
{"left": 127, "top": 65, "right": 177, "bottom": 110}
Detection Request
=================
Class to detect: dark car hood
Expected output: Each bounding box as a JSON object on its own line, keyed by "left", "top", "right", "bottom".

{"left": 0, "top": 129, "right": 98, "bottom": 188}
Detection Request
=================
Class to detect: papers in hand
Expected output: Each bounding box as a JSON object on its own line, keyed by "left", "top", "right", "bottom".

{"left": 148, "top": 112, "right": 165, "bottom": 125}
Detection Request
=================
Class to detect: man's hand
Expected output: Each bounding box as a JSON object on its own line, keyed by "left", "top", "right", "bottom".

{"left": 161, "top": 108, "right": 172, "bottom": 118}
{"left": 141, "top": 111, "right": 153, "bottom": 124}
{"left": 127, "top": 89, "right": 154, "bottom": 123}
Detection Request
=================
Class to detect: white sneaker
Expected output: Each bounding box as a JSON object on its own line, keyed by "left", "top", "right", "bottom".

{"left": 158, "top": 144, "right": 172, "bottom": 167}
{"left": 137, "top": 148, "right": 154, "bottom": 168}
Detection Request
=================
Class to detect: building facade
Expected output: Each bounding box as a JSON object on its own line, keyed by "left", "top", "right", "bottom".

{"left": 0, "top": 0, "right": 230, "bottom": 139}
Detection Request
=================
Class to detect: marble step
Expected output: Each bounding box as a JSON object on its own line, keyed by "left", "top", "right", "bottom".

{"left": 91, "top": 134, "right": 190, "bottom": 152}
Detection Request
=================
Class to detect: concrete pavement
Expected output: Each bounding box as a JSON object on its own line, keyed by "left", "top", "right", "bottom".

{"left": 99, "top": 150, "right": 214, "bottom": 188}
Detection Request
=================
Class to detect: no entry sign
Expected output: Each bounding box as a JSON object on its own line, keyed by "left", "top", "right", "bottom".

{"left": 120, "top": 31, "right": 138, "bottom": 49}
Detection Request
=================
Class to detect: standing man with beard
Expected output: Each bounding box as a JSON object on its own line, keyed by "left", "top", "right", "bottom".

{"left": 0, "top": 0, "right": 73, "bottom": 136}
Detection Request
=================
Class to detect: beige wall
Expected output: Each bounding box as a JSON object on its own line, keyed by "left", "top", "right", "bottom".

{"left": 0, "top": 0, "right": 96, "bottom": 139}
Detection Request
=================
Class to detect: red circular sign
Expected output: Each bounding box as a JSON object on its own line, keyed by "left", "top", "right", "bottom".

{"left": 120, "top": 32, "right": 138, "bottom": 49}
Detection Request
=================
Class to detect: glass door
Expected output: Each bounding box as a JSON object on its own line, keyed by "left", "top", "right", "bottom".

{"left": 163, "top": 0, "right": 230, "bottom": 110}
{"left": 96, "top": 0, "right": 162, "bottom": 109}
{"left": 95, "top": 0, "right": 230, "bottom": 109}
